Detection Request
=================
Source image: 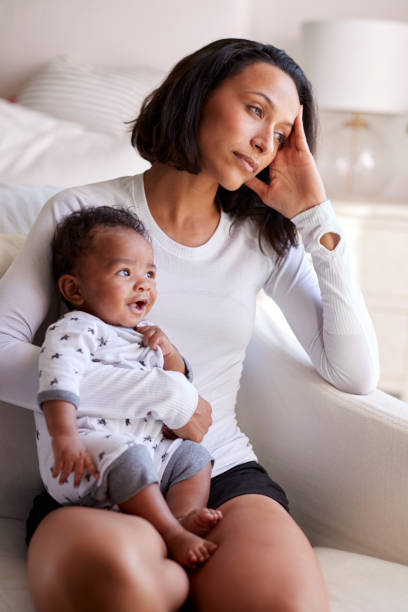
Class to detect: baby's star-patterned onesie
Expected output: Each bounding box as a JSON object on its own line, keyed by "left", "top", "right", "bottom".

{"left": 36, "top": 311, "right": 210, "bottom": 508}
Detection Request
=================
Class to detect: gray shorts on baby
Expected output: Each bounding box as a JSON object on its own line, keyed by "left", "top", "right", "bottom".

{"left": 106, "top": 439, "right": 212, "bottom": 505}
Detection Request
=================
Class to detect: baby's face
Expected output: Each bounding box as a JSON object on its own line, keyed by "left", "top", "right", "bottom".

{"left": 74, "top": 226, "right": 157, "bottom": 328}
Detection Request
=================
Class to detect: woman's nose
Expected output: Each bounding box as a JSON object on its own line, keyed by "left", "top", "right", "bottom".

{"left": 251, "top": 128, "right": 275, "bottom": 156}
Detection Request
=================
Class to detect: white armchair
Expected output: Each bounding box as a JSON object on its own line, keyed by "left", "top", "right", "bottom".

{"left": 237, "top": 294, "right": 408, "bottom": 611}
{"left": 1, "top": 293, "right": 407, "bottom": 611}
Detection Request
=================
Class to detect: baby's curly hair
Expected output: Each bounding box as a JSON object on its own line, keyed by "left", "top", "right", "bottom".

{"left": 52, "top": 205, "right": 150, "bottom": 282}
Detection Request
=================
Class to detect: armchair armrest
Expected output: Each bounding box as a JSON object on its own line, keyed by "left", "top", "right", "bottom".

{"left": 237, "top": 294, "right": 408, "bottom": 565}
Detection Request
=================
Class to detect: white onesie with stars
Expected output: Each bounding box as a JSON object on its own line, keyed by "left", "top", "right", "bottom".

{"left": 36, "top": 310, "right": 199, "bottom": 506}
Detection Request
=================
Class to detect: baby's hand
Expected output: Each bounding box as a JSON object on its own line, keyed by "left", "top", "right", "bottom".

{"left": 137, "top": 324, "right": 186, "bottom": 373}
{"left": 136, "top": 324, "right": 174, "bottom": 356}
{"left": 51, "top": 435, "right": 99, "bottom": 487}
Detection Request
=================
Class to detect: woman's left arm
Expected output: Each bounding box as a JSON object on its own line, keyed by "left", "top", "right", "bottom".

{"left": 265, "top": 201, "right": 380, "bottom": 394}
{"left": 247, "top": 106, "right": 379, "bottom": 394}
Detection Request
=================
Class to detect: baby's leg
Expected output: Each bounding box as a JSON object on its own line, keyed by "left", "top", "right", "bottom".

{"left": 160, "top": 441, "right": 223, "bottom": 537}
{"left": 119, "top": 482, "right": 217, "bottom": 570}
{"left": 166, "top": 463, "right": 223, "bottom": 537}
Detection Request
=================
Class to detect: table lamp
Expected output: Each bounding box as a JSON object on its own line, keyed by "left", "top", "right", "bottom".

{"left": 301, "top": 19, "right": 408, "bottom": 199}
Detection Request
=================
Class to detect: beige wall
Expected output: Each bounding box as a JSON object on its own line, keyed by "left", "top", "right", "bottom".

{"left": 0, "top": 0, "right": 250, "bottom": 97}
{"left": 1, "top": 0, "right": 407, "bottom": 200}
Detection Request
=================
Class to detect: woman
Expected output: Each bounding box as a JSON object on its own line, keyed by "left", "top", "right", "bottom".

{"left": 0, "top": 38, "right": 378, "bottom": 611}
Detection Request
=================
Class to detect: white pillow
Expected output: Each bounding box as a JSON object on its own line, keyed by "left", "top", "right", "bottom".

{"left": 0, "top": 99, "right": 150, "bottom": 188}
{"left": 0, "top": 183, "right": 60, "bottom": 234}
{"left": 17, "top": 56, "right": 165, "bottom": 136}
{"left": 0, "top": 234, "right": 26, "bottom": 279}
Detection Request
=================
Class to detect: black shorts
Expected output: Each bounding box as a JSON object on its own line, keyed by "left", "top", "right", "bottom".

{"left": 25, "top": 461, "right": 289, "bottom": 546}
{"left": 208, "top": 461, "right": 289, "bottom": 512}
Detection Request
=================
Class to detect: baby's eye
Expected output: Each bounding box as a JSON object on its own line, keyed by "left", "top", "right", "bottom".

{"left": 146, "top": 270, "right": 155, "bottom": 279}
{"left": 117, "top": 269, "right": 130, "bottom": 277}
{"left": 248, "top": 105, "right": 263, "bottom": 118}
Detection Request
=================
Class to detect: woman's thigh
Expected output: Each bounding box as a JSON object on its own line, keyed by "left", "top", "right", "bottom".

{"left": 188, "top": 494, "right": 329, "bottom": 612}
{"left": 27, "top": 506, "right": 189, "bottom": 612}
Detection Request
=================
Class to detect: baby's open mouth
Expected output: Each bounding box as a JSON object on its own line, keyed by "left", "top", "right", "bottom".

{"left": 129, "top": 300, "right": 148, "bottom": 312}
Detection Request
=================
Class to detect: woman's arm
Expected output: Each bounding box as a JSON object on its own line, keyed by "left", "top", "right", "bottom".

{"left": 0, "top": 194, "right": 59, "bottom": 409}
{"left": 245, "top": 106, "right": 378, "bottom": 393}
{"left": 0, "top": 190, "right": 199, "bottom": 429}
{"left": 264, "top": 200, "right": 379, "bottom": 394}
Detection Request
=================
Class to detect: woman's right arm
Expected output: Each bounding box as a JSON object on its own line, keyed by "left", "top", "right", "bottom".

{"left": 0, "top": 192, "right": 201, "bottom": 431}
{"left": 0, "top": 195, "right": 62, "bottom": 409}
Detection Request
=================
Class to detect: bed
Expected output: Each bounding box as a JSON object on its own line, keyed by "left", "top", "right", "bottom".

{"left": 1, "top": 48, "right": 408, "bottom": 612}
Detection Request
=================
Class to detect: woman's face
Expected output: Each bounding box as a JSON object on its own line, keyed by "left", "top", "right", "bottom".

{"left": 198, "top": 62, "right": 300, "bottom": 190}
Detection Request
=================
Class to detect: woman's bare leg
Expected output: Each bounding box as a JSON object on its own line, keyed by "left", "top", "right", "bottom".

{"left": 27, "top": 506, "right": 189, "bottom": 612}
{"left": 188, "top": 494, "right": 330, "bottom": 612}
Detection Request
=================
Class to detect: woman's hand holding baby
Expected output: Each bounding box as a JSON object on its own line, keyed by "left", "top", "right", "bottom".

{"left": 245, "top": 106, "right": 327, "bottom": 220}
{"left": 171, "top": 396, "right": 213, "bottom": 443}
{"left": 137, "top": 325, "right": 213, "bottom": 442}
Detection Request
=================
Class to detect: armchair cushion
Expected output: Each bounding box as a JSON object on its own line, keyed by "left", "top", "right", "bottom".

{"left": 315, "top": 547, "right": 408, "bottom": 611}
{"left": 0, "top": 518, "right": 35, "bottom": 611}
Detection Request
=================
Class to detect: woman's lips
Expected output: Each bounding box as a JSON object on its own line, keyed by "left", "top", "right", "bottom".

{"left": 234, "top": 152, "right": 259, "bottom": 174}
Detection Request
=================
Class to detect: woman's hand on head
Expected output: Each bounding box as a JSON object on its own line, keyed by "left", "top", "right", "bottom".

{"left": 245, "top": 106, "right": 327, "bottom": 219}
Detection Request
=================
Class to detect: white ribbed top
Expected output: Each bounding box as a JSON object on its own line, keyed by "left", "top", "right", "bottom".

{"left": 132, "top": 175, "right": 230, "bottom": 260}
{"left": 0, "top": 173, "right": 379, "bottom": 476}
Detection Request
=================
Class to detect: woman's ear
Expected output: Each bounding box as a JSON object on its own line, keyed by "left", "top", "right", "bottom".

{"left": 58, "top": 274, "right": 84, "bottom": 307}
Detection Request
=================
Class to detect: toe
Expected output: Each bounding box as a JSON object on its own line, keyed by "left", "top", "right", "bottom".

{"left": 198, "top": 545, "right": 210, "bottom": 562}
{"left": 208, "top": 509, "right": 222, "bottom": 523}
{"left": 187, "top": 550, "right": 198, "bottom": 568}
{"left": 207, "top": 540, "right": 218, "bottom": 554}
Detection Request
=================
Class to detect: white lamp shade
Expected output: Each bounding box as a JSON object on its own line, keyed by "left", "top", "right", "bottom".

{"left": 301, "top": 19, "right": 408, "bottom": 115}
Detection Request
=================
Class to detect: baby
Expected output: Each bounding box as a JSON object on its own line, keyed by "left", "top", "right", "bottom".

{"left": 36, "top": 205, "right": 222, "bottom": 569}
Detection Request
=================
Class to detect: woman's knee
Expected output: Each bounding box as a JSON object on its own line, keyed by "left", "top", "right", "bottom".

{"left": 28, "top": 507, "right": 188, "bottom": 612}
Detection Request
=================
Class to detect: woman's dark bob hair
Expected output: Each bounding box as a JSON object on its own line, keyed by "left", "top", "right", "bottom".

{"left": 131, "top": 38, "right": 318, "bottom": 259}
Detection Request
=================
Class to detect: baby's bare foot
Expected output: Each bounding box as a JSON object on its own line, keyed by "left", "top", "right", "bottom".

{"left": 164, "top": 525, "right": 218, "bottom": 569}
{"left": 178, "top": 507, "right": 223, "bottom": 537}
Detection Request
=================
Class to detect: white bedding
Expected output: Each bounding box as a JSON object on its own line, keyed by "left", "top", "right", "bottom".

{"left": 0, "top": 55, "right": 158, "bottom": 250}
{"left": 0, "top": 99, "right": 149, "bottom": 190}
{"left": 0, "top": 58, "right": 158, "bottom": 275}
{"left": 17, "top": 56, "right": 165, "bottom": 136}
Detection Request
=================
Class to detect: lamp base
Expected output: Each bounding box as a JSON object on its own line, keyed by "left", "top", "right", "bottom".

{"left": 317, "top": 113, "right": 393, "bottom": 200}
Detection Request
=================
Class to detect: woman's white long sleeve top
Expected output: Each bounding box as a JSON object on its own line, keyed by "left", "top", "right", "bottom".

{"left": 0, "top": 173, "right": 379, "bottom": 476}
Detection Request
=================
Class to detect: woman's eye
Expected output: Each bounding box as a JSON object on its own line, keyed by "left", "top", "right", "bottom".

{"left": 248, "top": 105, "right": 263, "bottom": 118}
{"left": 117, "top": 269, "right": 130, "bottom": 277}
{"left": 275, "top": 132, "right": 287, "bottom": 147}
